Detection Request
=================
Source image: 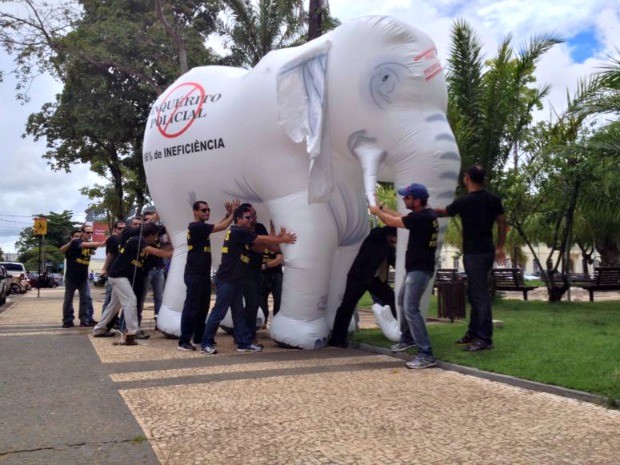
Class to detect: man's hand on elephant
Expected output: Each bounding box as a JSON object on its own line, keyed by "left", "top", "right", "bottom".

{"left": 278, "top": 227, "right": 297, "bottom": 244}
{"left": 368, "top": 204, "right": 381, "bottom": 216}
{"left": 225, "top": 199, "right": 240, "bottom": 214}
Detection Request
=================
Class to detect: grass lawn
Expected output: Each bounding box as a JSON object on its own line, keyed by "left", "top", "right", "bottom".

{"left": 352, "top": 295, "right": 620, "bottom": 403}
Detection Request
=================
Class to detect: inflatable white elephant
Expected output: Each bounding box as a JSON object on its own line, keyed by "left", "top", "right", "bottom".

{"left": 142, "top": 15, "right": 460, "bottom": 349}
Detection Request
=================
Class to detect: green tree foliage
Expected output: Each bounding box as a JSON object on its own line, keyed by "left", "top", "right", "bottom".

{"left": 2, "top": 0, "right": 222, "bottom": 219}
{"left": 217, "top": 0, "right": 339, "bottom": 68}
{"left": 445, "top": 20, "right": 561, "bottom": 190}
{"left": 15, "top": 211, "right": 80, "bottom": 271}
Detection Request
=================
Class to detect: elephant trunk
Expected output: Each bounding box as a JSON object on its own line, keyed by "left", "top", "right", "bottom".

{"left": 351, "top": 140, "right": 385, "bottom": 206}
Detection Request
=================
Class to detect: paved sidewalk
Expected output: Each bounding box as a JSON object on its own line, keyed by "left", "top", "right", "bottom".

{"left": 1, "top": 288, "right": 619, "bottom": 465}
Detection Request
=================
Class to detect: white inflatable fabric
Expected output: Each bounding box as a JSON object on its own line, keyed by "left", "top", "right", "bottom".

{"left": 142, "top": 15, "right": 460, "bottom": 349}
{"left": 372, "top": 304, "right": 401, "bottom": 342}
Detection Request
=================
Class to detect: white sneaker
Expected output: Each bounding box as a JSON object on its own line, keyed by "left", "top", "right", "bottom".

{"left": 237, "top": 344, "right": 263, "bottom": 353}
{"left": 390, "top": 342, "right": 416, "bottom": 352}
{"left": 406, "top": 355, "right": 437, "bottom": 369}
{"left": 201, "top": 345, "right": 217, "bottom": 355}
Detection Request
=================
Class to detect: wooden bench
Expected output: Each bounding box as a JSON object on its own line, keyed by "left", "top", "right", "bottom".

{"left": 577, "top": 267, "right": 620, "bottom": 301}
{"left": 491, "top": 268, "right": 538, "bottom": 300}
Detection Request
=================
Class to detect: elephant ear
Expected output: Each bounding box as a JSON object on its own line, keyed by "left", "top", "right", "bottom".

{"left": 277, "top": 40, "right": 333, "bottom": 203}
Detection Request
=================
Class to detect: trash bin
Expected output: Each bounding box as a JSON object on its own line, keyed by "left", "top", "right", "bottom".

{"left": 437, "top": 281, "right": 466, "bottom": 322}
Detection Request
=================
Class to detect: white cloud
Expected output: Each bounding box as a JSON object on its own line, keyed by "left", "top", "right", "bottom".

{"left": 0, "top": 69, "right": 104, "bottom": 253}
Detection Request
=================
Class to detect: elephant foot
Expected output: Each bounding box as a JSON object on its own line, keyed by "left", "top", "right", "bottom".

{"left": 371, "top": 304, "right": 401, "bottom": 342}
{"left": 269, "top": 314, "right": 330, "bottom": 349}
{"left": 156, "top": 305, "right": 182, "bottom": 337}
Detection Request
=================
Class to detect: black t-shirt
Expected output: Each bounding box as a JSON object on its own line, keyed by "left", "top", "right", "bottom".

{"left": 108, "top": 236, "right": 148, "bottom": 280}
{"left": 402, "top": 209, "right": 438, "bottom": 272}
{"left": 120, "top": 225, "right": 141, "bottom": 247}
{"left": 65, "top": 239, "right": 93, "bottom": 283}
{"left": 105, "top": 234, "right": 120, "bottom": 257}
{"left": 348, "top": 227, "right": 394, "bottom": 283}
{"left": 216, "top": 226, "right": 257, "bottom": 282}
{"left": 144, "top": 225, "right": 166, "bottom": 271}
{"left": 246, "top": 223, "right": 269, "bottom": 275}
{"left": 184, "top": 221, "right": 215, "bottom": 275}
{"left": 262, "top": 248, "right": 283, "bottom": 274}
{"left": 446, "top": 189, "right": 504, "bottom": 254}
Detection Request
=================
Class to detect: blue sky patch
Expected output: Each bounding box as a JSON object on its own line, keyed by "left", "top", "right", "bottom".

{"left": 567, "top": 30, "right": 599, "bottom": 63}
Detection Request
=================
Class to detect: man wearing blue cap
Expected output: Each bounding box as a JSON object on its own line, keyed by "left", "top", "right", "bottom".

{"left": 369, "top": 183, "right": 439, "bottom": 369}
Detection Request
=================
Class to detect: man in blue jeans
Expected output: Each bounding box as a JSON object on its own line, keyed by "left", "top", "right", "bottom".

{"left": 60, "top": 227, "right": 107, "bottom": 328}
{"left": 200, "top": 205, "right": 297, "bottom": 355}
{"left": 369, "top": 183, "right": 439, "bottom": 369}
{"left": 435, "top": 164, "right": 506, "bottom": 352}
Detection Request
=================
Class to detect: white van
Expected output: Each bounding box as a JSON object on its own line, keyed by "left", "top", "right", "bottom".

{"left": 0, "top": 262, "right": 27, "bottom": 276}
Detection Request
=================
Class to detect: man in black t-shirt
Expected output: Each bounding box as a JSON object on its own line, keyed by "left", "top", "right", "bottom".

{"left": 259, "top": 227, "right": 284, "bottom": 327}
{"left": 328, "top": 226, "right": 397, "bottom": 348}
{"left": 200, "top": 205, "right": 297, "bottom": 355}
{"left": 100, "top": 220, "right": 126, "bottom": 316}
{"left": 177, "top": 199, "right": 237, "bottom": 351}
{"left": 60, "top": 228, "right": 106, "bottom": 328}
{"left": 93, "top": 223, "right": 172, "bottom": 345}
{"left": 140, "top": 207, "right": 167, "bottom": 324}
{"left": 240, "top": 204, "right": 269, "bottom": 340}
{"left": 435, "top": 165, "right": 507, "bottom": 352}
{"left": 370, "top": 183, "right": 439, "bottom": 369}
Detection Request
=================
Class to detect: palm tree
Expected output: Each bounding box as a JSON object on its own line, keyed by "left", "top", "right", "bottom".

{"left": 216, "top": 0, "right": 307, "bottom": 68}
{"left": 445, "top": 20, "right": 562, "bottom": 190}
{"left": 216, "top": 0, "right": 339, "bottom": 68}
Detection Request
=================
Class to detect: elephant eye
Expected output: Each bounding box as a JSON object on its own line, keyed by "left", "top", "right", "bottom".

{"left": 369, "top": 62, "right": 410, "bottom": 110}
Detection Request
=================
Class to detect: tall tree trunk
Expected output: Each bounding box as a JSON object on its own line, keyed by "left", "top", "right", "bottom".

{"left": 154, "top": 0, "right": 188, "bottom": 74}
{"left": 596, "top": 239, "right": 620, "bottom": 266}
{"left": 308, "top": 0, "right": 322, "bottom": 40}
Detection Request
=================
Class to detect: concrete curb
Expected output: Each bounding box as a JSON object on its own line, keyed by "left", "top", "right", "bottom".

{"left": 354, "top": 342, "right": 618, "bottom": 409}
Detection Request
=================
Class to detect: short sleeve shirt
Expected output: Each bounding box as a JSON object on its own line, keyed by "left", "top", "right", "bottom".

{"left": 65, "top": 239, "right": 92, "bottom": 283}
{"left": 246, "top": 223, "right": 269, "bottom": 275}
{"left": 446, "top": 190, "right": 504, "bottom": 254}
{"left": 105, "top": 234, "right": 120, "bottom": 258}
{"left": 402, "top": 209, "right": 438, "bottom": 272}
{"left": 185, "top": 221, "right": 215, "bottom": 275}
{"left": 108, "top": 236, "right": 148, "bottom": 280}
{"left": 216, "top": 226, "right": 257, "bottom": 282}
{"left": 262, "top": 249, "right": 283, "bottom": 274}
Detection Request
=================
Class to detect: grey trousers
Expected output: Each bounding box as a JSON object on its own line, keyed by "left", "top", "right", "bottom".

{"left": 94, "top": 277, "right": 139, "bottom": 335}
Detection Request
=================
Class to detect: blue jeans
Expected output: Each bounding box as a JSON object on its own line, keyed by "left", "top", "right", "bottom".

{"left": 180, "top": 273, "right": 211, "bottom": 345}
{"left": 397, "top": 270, "right": 434, "bottom": 356}
{"left": 464, "top": 253, "right": 495, "bottom": 345}
{"left": 142, "top": 268, "right": 165, "bottom": 316}
{"left": 62, "top": 278, "right": 90, "bottom": 324}
{"left": 201, "top": 279, "right": 252, "bottom": 349}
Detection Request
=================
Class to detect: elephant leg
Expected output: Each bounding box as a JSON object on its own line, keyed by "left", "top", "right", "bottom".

{"left": 266, "top": 192, "right": 338, "bottom": 349}
{"left": 156, "top": 228, "right": 190, "bottom": 336}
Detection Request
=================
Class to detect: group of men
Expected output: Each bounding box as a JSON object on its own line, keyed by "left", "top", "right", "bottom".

{"left": 62, "top": 163, "right": 505, "bottom": 363}
{"left": 178, "top": 201, "right": 294, "bottom": 355}
{"left": 62, "top": 211, "right": 172, "bottom": 345}
{"left": 330, "top": 164, "right": 506, "bottom": 369}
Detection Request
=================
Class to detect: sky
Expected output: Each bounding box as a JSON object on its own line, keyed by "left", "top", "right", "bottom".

{"left": 1, "top": 0, "right": 619, "bottom": 254}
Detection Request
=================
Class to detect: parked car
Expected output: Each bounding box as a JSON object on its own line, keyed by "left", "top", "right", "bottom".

{"left": 0, "top": 262, "right": 27, "bottom": 276}
{"left": 0, "top": 265, "right": 11, "bottom": 305}
{"left": 1, "top": 262, "right": 31, "bottom": 293}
